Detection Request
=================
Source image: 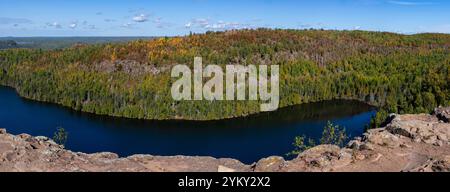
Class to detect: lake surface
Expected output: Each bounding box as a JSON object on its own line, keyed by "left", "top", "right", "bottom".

{"left": 0, "top": 86, "right": 376, "bottom": 164}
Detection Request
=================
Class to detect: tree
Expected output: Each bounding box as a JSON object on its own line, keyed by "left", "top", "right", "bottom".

{"left": 320, "top": 121, "right": 348, "bottom": 147}
{"left": 288, "top": 121, "right": 348, "bottom": 156}
{"left": 287, "top": 135, "right": 315, "bottom": 156}
{"left": 53, "top": 127, "right": 68, "bottom": 147}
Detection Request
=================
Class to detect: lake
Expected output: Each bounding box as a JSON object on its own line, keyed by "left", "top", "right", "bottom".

{"left": 0, "top": 86, "right": 376, "bottom": 164}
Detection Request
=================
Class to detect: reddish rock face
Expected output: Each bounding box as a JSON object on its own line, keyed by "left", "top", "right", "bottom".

{"left": 0, "top": 107, "right": 449, "bottom": 172}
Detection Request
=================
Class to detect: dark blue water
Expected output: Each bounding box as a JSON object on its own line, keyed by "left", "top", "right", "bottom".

{"left": 0, "top": 86, "right": 376, "bottom": 164}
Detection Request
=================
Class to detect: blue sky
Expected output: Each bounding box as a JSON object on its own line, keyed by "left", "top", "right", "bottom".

{"left": 1, "top": 0, "right": 449, "bottom": 36}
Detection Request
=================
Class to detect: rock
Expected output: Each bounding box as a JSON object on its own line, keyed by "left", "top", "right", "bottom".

{"left": 254, "top": 156, "right": 284, "bottom": 172}
{"left": 218, "top": 165, "right": 236, "bottom": 172}
{"left": 437, "top": 133, "right": 448, "bottom": 141}
{"left": 365, "top": 129, "right": 400, "bottom": 148}
{"left": 347, "top": 140, "right": 362, "bottom": 150}
{"left": 0, "top": 128, "right": 6, "bottom": 134}
{"left": 384, "top": 113, "right": 450, "bottom": 146}
{"left": 400, "top": 143, "right": 411, "bottom": 148}
{"left": 35, "top": 136, "right": 50, "bottom": 142}
{"left": 299, "top": 145, "right": 341, "bottom": 169}
{"left": 360, "top": 143, "right": 375, "bottom": 151}
{"left": 431, "top": 156, "right": 450, "bottom": 172}
{"left": 423, "top": 135, "right": 438, "bottom": 145}
{"left": 353, "top": 153, "right": 365, "bottom": 161}
{"left": 435, "top": 140, "right": 444, "bottom": 147}
{"left": 18, "top": 133, "right": 31, "bottom": 139}
{"left": 434, "top": 107, "right": 450, "bottom": 123}
{"left": 88, "top": 152, "right": 119, "bottom": 160}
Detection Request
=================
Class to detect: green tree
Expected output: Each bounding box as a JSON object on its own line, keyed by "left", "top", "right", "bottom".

{"left": 53, "top": 127, "right": 68, "bottom": 147}
{"left": 320, "top": 121, "right": 348, "bottom": 147}
{"left": 288, "top": 121, "right": 348, "bottom": 156}
{"left": 287, "top": 135, "right": 316, "bottom": 156}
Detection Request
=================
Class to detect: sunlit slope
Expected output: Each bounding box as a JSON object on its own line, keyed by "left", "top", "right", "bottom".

{"left": 0, "top": 29, "right": 449, "bottom": 122}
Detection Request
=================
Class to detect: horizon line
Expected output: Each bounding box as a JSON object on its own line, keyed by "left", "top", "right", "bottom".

{"left": 1, "top": 29, "right": 449, "bottom": 38}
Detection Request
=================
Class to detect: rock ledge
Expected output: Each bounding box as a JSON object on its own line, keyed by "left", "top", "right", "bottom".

{"left": 1, "top": 107, "right": 449, "bottom": 172}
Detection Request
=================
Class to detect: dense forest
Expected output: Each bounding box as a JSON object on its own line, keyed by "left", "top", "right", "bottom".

{"left": 0, "top": 29, "right": 449, "bottom": 124}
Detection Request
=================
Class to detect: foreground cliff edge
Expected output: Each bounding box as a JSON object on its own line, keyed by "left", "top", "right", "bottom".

{"left": 1, "top": 107, "right": 449, "bottom": 172}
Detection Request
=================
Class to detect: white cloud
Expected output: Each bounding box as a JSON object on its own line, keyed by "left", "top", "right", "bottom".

{"left": 69, "top": 21, "right": 78, "bottom": 29}
{"left": 133, "top": 14, "right": 148, "bottom": 22}
{"left": 122, "top": 22, "right": 133, "bottom": 28}
{"left": 69, "top": 23, "right": 77, "bottom": 29}
{"left": 185, "top": 18, "right": 257, "bottom": 31}
{"left": 46, "top": 22, "right": 62, "bottom": 28}
{"left": 185, "top": 22, "right": 192, "bottom": 28}
{"left": 387, "top": 1, "right": 434, "bottom": 6}
{"left": 204, "top": 21, "right": 250, "bottom": 30}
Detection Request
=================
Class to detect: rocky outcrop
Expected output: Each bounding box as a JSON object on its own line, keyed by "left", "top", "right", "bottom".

{"left": 1, "top": 107, "right": 449, "bottom": 172}
{"left": 434, "top": 106, "right": 450, "bottom": 123}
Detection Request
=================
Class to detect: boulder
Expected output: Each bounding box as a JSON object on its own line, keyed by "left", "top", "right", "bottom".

{"left": 299, "top": 145, "right": 341, "bottom": 169}
{"left": 385, "top": 113, "right": 449, "bottom": 146}
{"left": 434, "top": 107, "right": 450, "bottom": 123}
{"left": 254, "top": 156, "right": 285, "bottom": 172}
{"left": 365, "top": 128, "right": 400, "bottom": 148}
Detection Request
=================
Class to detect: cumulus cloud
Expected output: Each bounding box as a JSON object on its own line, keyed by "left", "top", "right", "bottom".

{"left": 185, "top": 22, "right": 192, "bottom": 28}
{"left": 69, "top": 21, "right": 78, "bottom": 29}
{"left": 133, "top": 14, "right": 148, "bottom": 22}
{"left": 69, "top": 24, "right": 77, "bottom": 29}
{"left": 0, "top": 17, "right": 32, "bottom": 25}
{"left": 46, "top": 22, "right": 62, "bottom": 28}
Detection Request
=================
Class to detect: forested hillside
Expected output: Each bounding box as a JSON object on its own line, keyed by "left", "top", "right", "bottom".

{"left": 0, "top": 29, "right": 449, "bottom": 123}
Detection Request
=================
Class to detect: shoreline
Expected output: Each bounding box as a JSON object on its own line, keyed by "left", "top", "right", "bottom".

{"left": 1, "top": 107, "right": 448, "bottom": 172}
{"left": 0, "top": 84, "right": 377, "bottom": 122}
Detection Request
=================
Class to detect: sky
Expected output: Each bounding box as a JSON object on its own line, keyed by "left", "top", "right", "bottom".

{"left": 1, "top": 0, "right": 449, "bottom": 37}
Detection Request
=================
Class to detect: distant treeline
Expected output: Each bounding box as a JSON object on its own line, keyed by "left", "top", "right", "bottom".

{"left": 0, "top": 29, "right": 449, "bottom": 125}
{"left": 0, "top": 40, "right": 19, "bottom": 49}
{"left": 0, "top": 37, "right": 155, "bottom": 50}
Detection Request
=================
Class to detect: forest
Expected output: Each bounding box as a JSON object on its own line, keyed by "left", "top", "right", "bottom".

{"left": 0, "top": 29, "right": 449, "bottom": 124}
